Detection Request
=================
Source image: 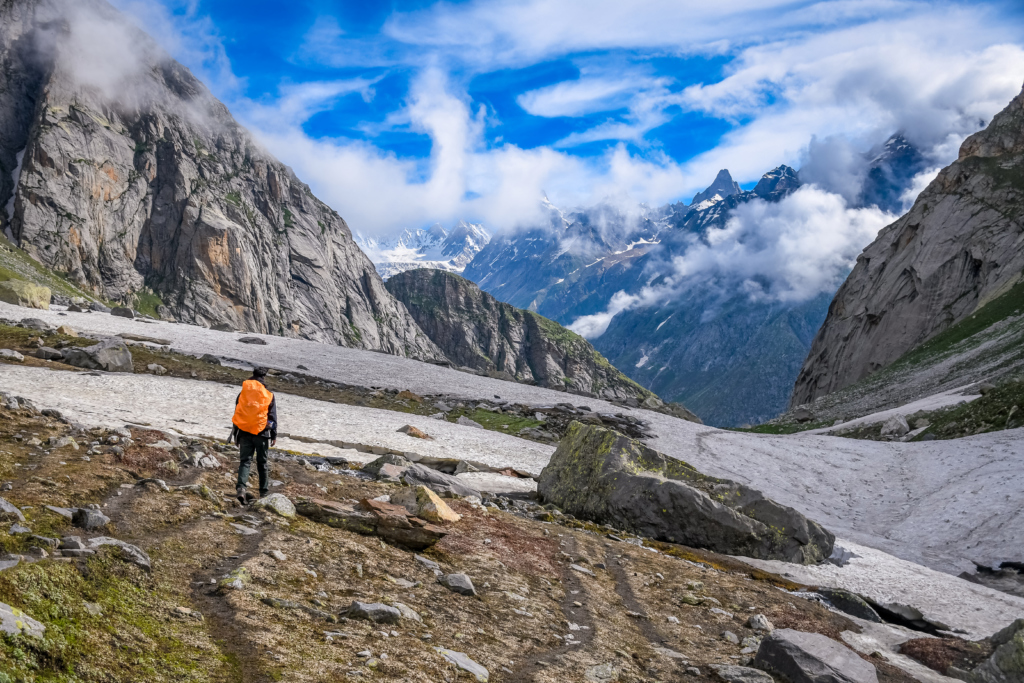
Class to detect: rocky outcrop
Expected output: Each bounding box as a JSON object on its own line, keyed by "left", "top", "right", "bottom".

{"left": 954, "top": 618, "right": 1024, "bottom": 683}
{"left": 295, "top": 497, "right": 448, "bottom": 551}
{"left": 0, "top": 0, "right": 440, "bottom": 360}
{"left": 62, "top": 337, "right": 133, "bottom": 372}
{"left": 792, "top": 83, "right": 1024, "bottom": 406}
{"left": 385, "top": 269, "right": 657, "bottom": 402}
{"left": 753, "top": 629, "right": 878, "bottom": 683}
{"left": 537, "top": 423, "right": 834, "bottom": 563}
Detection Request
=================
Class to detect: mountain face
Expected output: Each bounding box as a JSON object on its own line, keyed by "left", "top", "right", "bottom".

{"left": 384, "top": 268, "right": 661, "bottom": 403}
{"left": 0, "top": 0, "right": 441, "bottom": 359}
{"left": 858, "top": 133, "right": 929, "bottom": 214}
{"left": 791, "top": 83, "right": 1024, "bottom": 407}
{"left": 691, "top": 168, "right": 741, "bottom": 206}
{"left": 356, "top": 220, "right": 490, "bottom": 280}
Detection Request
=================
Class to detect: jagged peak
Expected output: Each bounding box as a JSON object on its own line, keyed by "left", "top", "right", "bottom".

{"left": 691, "top": 169, "right": 742, "bottom": 206}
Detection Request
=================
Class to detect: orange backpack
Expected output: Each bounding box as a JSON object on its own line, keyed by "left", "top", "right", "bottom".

{"left": 232, "top": 380, "right": 274, "bottom": 435}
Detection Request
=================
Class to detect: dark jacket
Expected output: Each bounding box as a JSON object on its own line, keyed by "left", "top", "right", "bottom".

{"left": 232, "top": 377, "right": 277, "bottom": 441}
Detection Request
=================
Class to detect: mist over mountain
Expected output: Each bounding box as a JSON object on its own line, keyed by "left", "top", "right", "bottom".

{"left": 356, "top": 221, "right": 490, "bottom": 280}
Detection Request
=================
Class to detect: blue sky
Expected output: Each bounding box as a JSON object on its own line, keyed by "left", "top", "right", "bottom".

{"left": 116, "top": 0, "right": 1024, "bottom": 236}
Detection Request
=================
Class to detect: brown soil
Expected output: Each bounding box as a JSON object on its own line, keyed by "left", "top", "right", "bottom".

{"left": 900, "top": 636, "right": 994, "bottom": 675}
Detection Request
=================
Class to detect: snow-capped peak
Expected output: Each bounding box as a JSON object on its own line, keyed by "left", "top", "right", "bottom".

{"left": 356, "top": 221, "right": 491, "bottom": 280}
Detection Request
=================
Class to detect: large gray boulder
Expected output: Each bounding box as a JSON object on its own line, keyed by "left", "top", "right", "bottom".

{"left": 753, "top": 629, "right": 877, "bottom": 683}
{"left": 538, "top": 423, "right": 834, "bottom": 563}
{"left": 63, "top": 339, "right": 133, "bottom": 372}
{"left": 0, "top": 601, "right": 45, "bottom": 638}
{"left": 955, "top": 618, "right": 1024, "bottom": 682}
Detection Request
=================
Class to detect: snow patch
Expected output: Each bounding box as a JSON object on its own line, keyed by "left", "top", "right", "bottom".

{"left": 655, "top": 315, "right": 672, "bottom": 331}
{"left": 635, "top": 354, "right": 649, "bottom": 368}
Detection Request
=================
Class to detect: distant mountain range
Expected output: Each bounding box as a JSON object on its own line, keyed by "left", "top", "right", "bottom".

{"left": 458, "top": 135, "right": 924, "bottom": 426}
{"left": 356, "top": 221, "right": 490, "bottom": 280}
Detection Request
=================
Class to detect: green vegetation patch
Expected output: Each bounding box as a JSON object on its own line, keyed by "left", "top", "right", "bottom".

{"left": 445, "top": 407, "right": 542, "bottom": 434}
{"left": 913, "top": 378, "right": 1024, "bottom": 441}
{"left": 133, "top": 291, "right": 164, "bottom": 319}
{"left": 0, "top": 555, "right": 222, "bottom": 682}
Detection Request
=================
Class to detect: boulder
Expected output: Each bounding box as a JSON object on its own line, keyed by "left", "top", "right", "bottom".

{"left": 89, "top": 302, "right": 111, "bottom": 312}
{"left": 456, "top": 416, "right": 484, "bottom": 429}
{"left": 343, "top": 601, "right": 401, "bottom": 624}
{"left": 72, "top": 508, "right": 110, "bottom": 530}
{"left": 86, "top": 537, "right": 152, "bottom": 571}
{"left": 295, "top": 498, "right": 447, "bottom": 550}
{"left": 0, "top": 601, "right": 45, "bottom": 638}
{"left": 362, "top": 453, "right": 412, "bottom": 477}
{"left": 402, "top": 464, "right": 480, "bottom": 499}
{"left": 792, "top": 407, "right": 813, "bottom": 423}
{"left": 0, "top": 280, "right": 50, "bottom": 310}
{"left": 391, "top": 486, "right": 461, "bottom": 523}
{"left": 146, "top": 363, "right": 167, "bottom": 375}
{"left": 538, "top": 423, "right": 834, "bottom": 563}
{"left": 20, "top": 317, "right": 52, "bottom": 332}
{"left": 398, "top": 424, "right": 432, "bottom": 439}
{"left": 957, "top": 618, "right": 1024, "bottom": 683}
{"left": 34, "top": 346, "right": 63, "bottom": 361}
{"left": 252, "top": 493, "right": 295, "bottom": 518}
{"left": 434, "top": 648, "right": 489, "bottom": 682}
{"left": 712, "top": 666, "right": 775, "bottom": 683}
{"left": 0, "top": 349, "right": 24, "bottom": 362}
{"left": 880, "top": 415, "right": 910, "bottom": 438}
{"left": 63, "top": 339, "right": 134, "bottom": 373}
{"left": 237, "top": 336, "right": 267, "bottom": 345}
{"left": 55, "top": 324, "right": 76, "bottom": 336}
{"left": 110, "top": 307, "right": 135, "bottom": 319}
{"left": 0, "top": 497, "right": 25, "bottom": 523}
{"left": 817, "top": 588, "right": 881, "bottom": 623}
{"left": 753, "top": 629, "right": 877, "bottom": 683}
{"left": 440, "top": 573, "right": 476, "bottom": 596}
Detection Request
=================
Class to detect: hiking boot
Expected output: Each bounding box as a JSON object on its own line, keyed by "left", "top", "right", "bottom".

{"left": 244, "top": 491, "right": 257, "bottom": 504}
{"left": 235, "top": 487, "right": 247, "bottom": 506}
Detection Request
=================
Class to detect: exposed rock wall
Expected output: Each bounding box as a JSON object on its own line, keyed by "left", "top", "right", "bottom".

{"left": 0, "top": 0, "right": 441, "bottom": 359}
{"left": 385, "top": 268, "right": 655, "bottom": 401}
{"left": 792, "top": 83, "right": 1024, "bottom": 406}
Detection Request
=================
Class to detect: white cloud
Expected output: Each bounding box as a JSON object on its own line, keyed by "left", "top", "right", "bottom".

{"left": 569, "top": 186, "right": 895, "bottom": 337}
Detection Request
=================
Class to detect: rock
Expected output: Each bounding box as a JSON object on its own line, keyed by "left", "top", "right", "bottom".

{"left": 415, "top": 554, "right": 440, "bottom": 571}
{"left": 570, "top": 564, "right": 596, "bottom": 577}
{"left": 110, "top": 307, "right": 135, "bottom": 319}
{"left": 977, "top": 382, "right": 997, "bottom": 396}
{"left": 61, "top": 536, "right": 86, "bottom": 549}
{"left": 86, "top": 537, "right": 152, "bottom": 571}
{"left": 538, "top": 423, "right": 834, "bottom": 563}
{"left": 456, "top": 416, "right": 484, "bottom": 429}
{"left": 30, "top": 535, "right": 58, "bottom": 548}
{"left": 434, "top": 647, "right": 489, "bottom": 682}
{"left": 0, "top": 349, "right": 25, "bottom": 361}
{"left": 118, "top": 333, "right": 172, "bottom": 345}
{"left": 45, "top": 505, "right": 75, "bottom": 519}
{"left": 391, "top": 602, "right": 422, "bottom": 622}
{"left": 398, "top": 424, "right": 432, "bottom": 439}
{"left": 176, "top": 484, "right": 219, "bottom": 503}
{"left": 880, "top": 415, "right": 910, "bottom": 438}
{"left": 586, "top": 663, "right": 618, "bottom": 683}
{"left": 229, "top": 523, "right": 259, "bottom": 536}
{"left": 723, "top": 630, "right": 740, "bottom": 644}
{"left": 712, "top": 665, "right": 775, "bottom": 683}
{"left": 8, "top": 523, "right": 30, "bottom": 535}
{"left": 55, "top": 324, "right": 76, "bottom": 336}
{"left": 146, "top": 363, "right": 167, "bottom": 375}
{"left": 454, "top": 460, "right": 479, "bottom": 474}
{"left": 753, "top": 629, "right": 878, "bottom": 683}
{"left": 48, "top": 435, "right": 78, "bottom": 450}
{"left": 390, "top": 486, "right": 461, "bottom": 523}
{"left": 362, "top": 453, "right": 412, "bottom": 477}
{"left": 0, "top": 601, "right": 45, "bottom": 638}
{"left": 401, "top": 464, "right": 481, "bottom": 499}
{"left": 792, "top": 407, "right": 813, "bottom": 423}
{"left": 958, "top": 618, "right": 1024, "bottom": 683}
{"left": 199, "top": 354, "right": 221, "bottom": 365}
{"left": 252, "top": 493, "right": 296, "bottom": 518}
{"left": 377, "top": 463, "right": 408, "bottom": 483}
{"left": 296, "top": 498, "right": 448, "bottom": 550}
{"left": 72, "top": 508, "right": 110, "bottom": 530}
{"left": 20, "top": 317, "right": 52, "bottom": 332}
{"left": 89, "top": 303, "right": 111, "bottom": 313}
{"left": 816, "top": 588, "right": 881, "bottom": 623}
{"left": 63, "top": 339, "right": 134, "bottom": 373}
{"left": 440, "top": 573, "right": 476, "bottom": 596}
{"left": 397, "top": 390, "right": 423, "bottom": 402}
{"left": 266, "top": 549, "right": 287, "bottom": 561}
{"left": 344, "top": 601, "right": 401, "bottom": 624}
{"left": 217, "top": 567, "right": 251, "bottom": 590}
{"left": 237, "top": 337, "right": 267, "bottom": 345}
{"left": 0, "top": 498, "right": 25, "bottom": 523}
{"left": 748, "top": 614, "right": 774, "bottom": 633}
{"left": 0, "top": 280, "right": 50, "bottom": 309}
{"left": 34, "top": 346, "right": 64, "bottom": 360}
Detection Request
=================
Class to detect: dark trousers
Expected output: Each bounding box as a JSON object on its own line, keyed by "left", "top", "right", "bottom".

{"left": 236, "top": 431, "right": 270, "bottom": 495}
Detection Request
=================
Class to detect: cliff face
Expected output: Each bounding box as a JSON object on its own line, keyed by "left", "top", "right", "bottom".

{"left": 385, "top": 268, "right": 657, "bottom": 402}
{"left": 791, "top": 83, "right": 1024, "bottom": 406}
{"left": 0, "top": 0, "right": 441, "bottom": 359}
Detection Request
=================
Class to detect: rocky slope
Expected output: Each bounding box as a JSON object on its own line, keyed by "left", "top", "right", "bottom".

{"left": 385, "top": 268, "right": 662, "bottom": 403}
{"left": 791, "top": 83, "right": 1024, "bottom": 407}
{"left": 0, "top": 0, "right": 440, "bottom": 359}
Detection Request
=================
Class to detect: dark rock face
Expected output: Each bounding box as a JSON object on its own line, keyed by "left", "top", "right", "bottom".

{"left": 0, "top": 0, "right": 441, "bottom": 361}
{"left": 385, "top": 269, "right": 657, "bottom": 402}
{"left": 753, "top": 629, "right": 878, "bottom": 683}
{"left": 792, "top": 84, "right": 1024, "bottom": 407}
{"left": 537, "top": 423, "right": 834, "bottom": 563}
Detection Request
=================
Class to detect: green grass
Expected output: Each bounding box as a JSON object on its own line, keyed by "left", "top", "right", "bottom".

{"left": 912, "top": 378, "right": 1024, "bottom": 440}
{"left": 445, "top": 407, "right": 542, "bottom": 434}
{"left": 282, "top": 206, "right": 294, "bottom": 229}
{"left": 134, "top": 291, "right": 164, "bottom": 318}
{"left": 224, "top": 191, "right": 241, "bottom": 207}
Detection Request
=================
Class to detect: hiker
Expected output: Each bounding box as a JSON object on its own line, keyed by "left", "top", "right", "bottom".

{"left": 230, "top": 367, "right": 277, "bottom": 504}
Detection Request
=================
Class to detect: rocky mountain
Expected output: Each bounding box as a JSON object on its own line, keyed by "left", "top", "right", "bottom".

{"left": 858, "top": 133, "right": 929, "bottom": 214}
{"left": 690, "top": 168, "right": 742, "bottom": 206}
{"left": 0, "top": 0, "right": 441, "bottom": 359}
{"left": 384, "top": 268, "right": 665, "bottom": 404}
{"left": 356, "top": 220, "right": 490, "bottom": 280}
{"left": 791, "top": 82, "right": 1024, "bottom": 408}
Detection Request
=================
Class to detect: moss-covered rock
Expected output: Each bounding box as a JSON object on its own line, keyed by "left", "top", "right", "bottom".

{"left": 0, "top": 279, "right": 50, "bottom": 310}
{"left": 537, "top": 422, "right": 834, "bottom": 563}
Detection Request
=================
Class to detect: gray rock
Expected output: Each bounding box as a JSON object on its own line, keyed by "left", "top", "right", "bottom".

{"left": 753, "top": 628, "right": 878, "bottom": 683}
{"left": 60, "top": 536, "right": 86, "bottom": 550}
{"left": 344, "top": 601, "right": 401, "bottom": 624}
{"left": 110, "top": 307, "right": 135, "bottom": 319}
{"left": 45, "top": 505, "right": 75, "bottom": 519}
{"left": 723, "top": 630, "right": 740, "bottom": 644}
{"left": 0, "top": 349, "right": 25, "bottom": 361}
{"left": 238, "top": 337, "right": 267, "bottom": 345}
{"left": 385, "top": 269, "right": 655, "bottom": 402}
{"left": 585, "top": 663, "right": 619, "bottom": 683}
{"left": 362, "top": 453, "right": 412, "bottom": 477}
{"left": 63, "top": 339, "right": 133, "bottom": 373}
{"left": 441, "top": 573, "right": 476, "bottom": 596}
{"left": 415, "top": 554, "right": 440, "bottom": 571}
{"left": 252, "top": 493, "right": 295, "bottom": 518}
{"left": 712, "top": 665, "right": 775, "bottom": 683}
{"left": 146, "top": 363, "right": 167, "bottom": 375}
{"left": 86, "top": 537, "right": 152, "bottom": 572}
{"left": 456, "top": 416, "right": 484, "bottom": 429}
{"left": 402, "top": 464, "right": 480, "bottom": 499}
{"left": 0, "top": 601, "right": 44, "bottom": 638}
{"left": 434, "top": 647, "right": 489, "bottom": 682}
{"left": 34, "top": 346, "right": 64, "bottom": 361}
{"left": 8, "top": 523, "right": 30, "bottom": 534}
{"left": 30, "top": 535, "right": 57, "bottom": 548}
{"left": 391, "top": 602, "right": 422, "bottom": 622}
{"left": 20, "top": 318, "right": 52, "bottom": 332}
{"left": 793, "top": 83, "right": 1024, "bottom": 406}
{"left": 0, "top": 497, "right": 25, "bottom": 523}
{"left": 538, "top": 423, "right": 834, "bottom": 563}
{"left": 72, "top": 508, "right": 110, "bottom": 530}
{"left": 89, "top": 303, "right": 110, "bottom": 312}
{"left": 748, "top": 614, "right": 774, "bottom": 633}
{"left": 817, "top": 588, "right": 881, "bottom": 623}
{"left": 957, "top": 618, "right": 1024, "bottom": 683}
{"left": 880, "top": 415, "right": 910, "bottom": 438}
